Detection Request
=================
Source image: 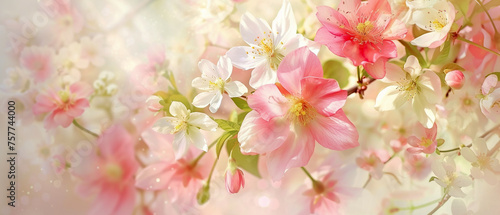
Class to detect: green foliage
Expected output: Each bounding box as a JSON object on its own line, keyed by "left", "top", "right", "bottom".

{"left": 215, "top": 131, "right": 237, "bottom": 159}
{"left": 226, "top": 138, "right": 261, "bottom": 178}
{"left": 431, "top": 39, "right": 451, "bottom": 65}
{"left": 231, "top": 97, "right": 252, "bottom": 111}
{"left": 322, "top": 59, "right": 350, "bottom": 88}
{"left": 214, "top": 119, "right": 240, "bottom": 132}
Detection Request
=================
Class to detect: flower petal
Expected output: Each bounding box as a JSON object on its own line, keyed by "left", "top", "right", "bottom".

{"left": 198, "top": 59, "right": 218, "bottom": 81}
{"left": 272, "top": 0, "right": 297, "bottom": 44}
{"left": 247, "top": 84, "right": 288, "bottom": 121}
{"left": 374, "top": 85, "right": 406, "bottom": 111}
{"left": 238, "top": 111, "right": 290, "bottom": 154}
{"left": 300, "top": 76, "right": 346, "bottom": 116}
{"left": 225, "top": 81, "right": 248, "bottom": 97}
{"left": 227, "top": 46, "right": 267, "bottom": 70}
{"left": 152, "top": 117, "right": 177, "bottom": 134}
{"left": 277, "top": 47, "right": 322, "bottom": 94}
{"left": 314, "top": 27, "right": 347, "bottom": 58}
{"left": 173, "top": 130, "right": 189, "bottom": 160}
{"left": 363, "top": 57, "right": 387, "bottom": 79}
{"left": 135, "top": 162, "right": 174, "bottom": 190}
{"left": 460, "top": 147, "right": 478, "bottom": 163}
{"left": 217, "top": 55, "right": 232, "bottom": 81}
{"left": 240, "top": 12, "right": 272, "bottom": 46}
{"left": 169, "top": 101, "right": 189, "bottom": 118}
{"left": 187, "top": 126, "right": 208, "bottom": 152}
{"left": 308, "top": 110, "right": 359, "bottom": 150}
{"left": 249, "top": 63, "right": 277, "bottom": 89}
{"left": 192, "top": 91, "right": 216, "bottom": 108}
{"left": 188, "top": 112, "right": 217, "bottom": 131}
{"left": 209, "top": 91, "right": 223, "bottom": 113}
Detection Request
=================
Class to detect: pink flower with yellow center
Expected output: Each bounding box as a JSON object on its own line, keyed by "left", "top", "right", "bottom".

{"left": 33, "top": 82, "right": 92, "bottom": 129}
{"left": 238, "top": 47, "right": 359, "bottom": 181}
{"left": 407, "top": 123, "right": 439, "bottom": 154}
{"left": 315, "top": 0, "right": 407, "bottom": 79}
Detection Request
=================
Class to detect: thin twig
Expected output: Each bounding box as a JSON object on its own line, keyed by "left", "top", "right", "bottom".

{"left": 427, "top": 194, "right": 450, "bottom": 215}
{"left": 72, "top": 120, "right": 99, "bottom": 138}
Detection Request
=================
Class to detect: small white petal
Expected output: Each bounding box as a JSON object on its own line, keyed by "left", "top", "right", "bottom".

{"left": 411, "top": 31, "right": 443, "bottom": 47}
{"left": 453, "top": 175, "right": 472, "bottom": 187}
{"left": 217, "top": 55, "right": 232, "bottom": 81}
{"left": 249, "top": 63, "right": 277, "bottom": 89}
{"left": 172, "top": 130, "right": 189, "bottom": 160}
{"left": 470, "top": 167, "right": 484, "bottom": 179}
{"left": 473, "top": 138, "right": 488, "bottom": 154}
{"left": 404, "top": 55, "right": 422, "bottom": 77}
{"left": 209, "top": 92, "right": 223, "bottom": 113}
{"left": 192, "top": 77, "right": 210, "bottom": 91}
{"left": 225, "top": 81, "right": 248, "bottom": 97}
{"left": 240, "top": 12, "right": 272, "bottom": 46}
{"left": 432, "top": 161, "right": 447, "bottom": 179}
{"left": 451, "top": 199, "right": 467, "bottom": 215}
{"left": 483, "top": 169, "right": 498, "bottom": 185}
{"left": 461, "top": 147, "right": 478, "bottom": 163}
{"left": 187, "top": 126, "right": 208, "bottom": 152}
{"left": 192, "top": 91, "right": 216, "bottom": 108}
{"left": 188, "top": 112, "right": 218, "bottom": 131}
{"left": 151, "top": 117, "right": 177, "bottom": 134}
{"left": 448, "top": 187, "right": 466, "bottom": 198}
{"left": 198, "top": 59, "right": 219, "bottom": 81}
{"left": 169, "top": 101, "right": 189, "bottom": 118}
{"left": 226, "top": 46, "right": 266, "bottom": 70}
{"left": 374, "top": 86, "right": 406, "bottom": 111}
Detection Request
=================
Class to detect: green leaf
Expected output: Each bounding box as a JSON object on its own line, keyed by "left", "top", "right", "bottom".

{"left": 226, "top": 138, "right": 261, "bottom": 178}
{"left": 231, "top": 97, "right": 252, "bottom": 111}
{"left": 429, "top": 176, "right": 438, "bottom": 182}
{"left": 399, "top": 40, "right": 427, "bottom": 68}
{"left": 229, "top": 110, "right": 238, "bottom": 123}
{"left": 486, "top": 72, "right": 500, "bottom": 80}
{"left": 237, "top": 111, "right": 250, "bottom": 124}
{"left": 322, "top": 60, "right": 350, "bottom": 88}
{"left": 214, "top": 119, "right": 240, "bottom": 131}
{"left": 431, "top": 39, "right": 451, "bottom": 65}
{"left": 216, "top": 131, "right": 236, "bottom": 158}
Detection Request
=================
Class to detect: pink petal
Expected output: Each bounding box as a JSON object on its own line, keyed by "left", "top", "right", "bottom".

{"left": 98, "top": 126, "right": 136, "bottom": 162}
{"left": 407, "top": 136, "right": 421, "bottom": 147}
{"left": 135, "top": 162, "right": 174, "bottom": 190}
{"left": 266, "top": 127, "right": 315, "bottom": 181}
{"left": 316, "top": 6, "right": 349, "bottom": 36}
{"left": 110, "top": 184, "right": 136, "bottom": 215}
{"left": 238, "top": 111, "right": 291, "bottom": 154}
{"left": 362, "top": 41, "right": 397, "bottom": 62}
{"left": 338, "top": 0, "right": 361, "bottom": 15}
{"left": 87, "top": 185, "right": 120, "bottom": 215}
{"left": 314, "top": 27, "right": 347, "bottom": 58}
{"left": 363, "top": 57, "right": 387, "bottom": 79}
{"left": 342, "top": 40, "right": 364, "bottom": 66}
{"left": 53, "top": 111, "right": 73, "bottom": 128}
{"left": 357, "top": 0, "right": 391, "bottom": 16}
{"left": 308, "top": 110, "right": 359, "bottom": 150}
{"left": 247, "top": 84, "right": 289, "bottom": 121}
{"left": 70, "top": 82, "right": 93, "bottom": 98}
{"left": 300, "top": 77, "right": 346, "bottom": 116}
{"left": 277, "top": 47, "right": 322, "bottom": 95}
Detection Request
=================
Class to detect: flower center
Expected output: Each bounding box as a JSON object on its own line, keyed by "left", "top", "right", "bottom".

{"left": 173, "top": 120, "right": 187, "bottom": 134}
{"left": 420, "top": 137, "right": 433, "bottom": 147}
{"left": 105, "top": 163, "right": 123, "bottom": 182}
{"left": 249, "top": 32, "right": 285, "bottom": 70}
{"left": 432, "top": 20, "right": 445, "bottom": 31}
{"left": 58, "top": 89, "right": 71, "bottom": 103}
{"left": 356, "top": 20, "right": 374, "bottom": 35}
{"left": 287, "top": 98, "right": 315, "bottom": 125}
{"left": 209, "top": 78, "right": 225, "bottom": 92}
{"left": 396, "top": 76, "right": 420, "bottom": 100}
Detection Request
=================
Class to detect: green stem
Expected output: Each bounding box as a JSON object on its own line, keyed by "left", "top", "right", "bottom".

{"left": 190, "top": 140, "right": 218, "bottom": 167}
{"left": 440, "top": 123, "right": 500, "bottom": 153}
{"left": 456, "top": 36, "right": 500, "bottom": 57}
{"left": 72, "top": 120, "right": 99, "bottom": 138}
{"left": 205, "top": 156, "right": 219, "bottom": 187}
{"left": 301, "top": 167, "right": 317, "bottom": 183}
{"left": 362, "top": 175, "right": 372, "bottom": 188}
{"left": 383, "top": 172, "right": 402, "bottom": 185}
{"left": 398, "top": 198, "right": 441, "bottom": 211}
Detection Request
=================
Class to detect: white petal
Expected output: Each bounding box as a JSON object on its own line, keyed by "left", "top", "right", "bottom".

{"left": 226, "top": 46, "right": 266, "bottom": 70}
{"left": 453, "top": 175, "right": 472, "bottom": 187}
{"left": 451, "top": 199, "right": 467, "bottom": 215}
{"left": 461, "top": 147, "right": 478, "bottom": 163}
{"left": 470, "top": 167, "right": 484, "bottom": 179}
{"left": 209, "top": 92, "right": 223, "bottom": 113}
{"left": 151, "top": 117, "right": 177, "bottom": 134}
{"left": 249, "top": 63, "right": 277, "bottom": 89}
{"left": 188, "top": 112, "right": 217, "bottom": 131}
{"left": 404, "top": 55, "right": 422, "bottom": 76}
{"left": 169, "top": 101, "right": 189, "bottom": 118}
{"left": 240, "top": 12, "right": 272, "bottom": 46}
{"left": 272, "top": 0, "right": 297, "bottom": 44}
{"left": 187, "top": 126, "right": 208, "bottom": 152}
{"left": 192, "top": 91, "right": 216, "bottom": 108}
{"left": 412, "top": 95, "right": 435, "bottom": 128}
{"left": 225, "top": 81, "right": 248, "bottom": 97}
{"left": 413, "top": 7, "right": 441, "bottom": 31}
{"left": 483, "top": 169, "right": 498, "bottom": 185}
{"left": 432, "top": 161, "right": 447, "bottom": 179}
{"left": 473, "top": 138, "right": 488, "bottom": 154}
{"left": 217, "top": 55, "right": 232, "bottom": 81}
{"left": 448, "top": 187, "right": 466, "bottom": 198}
{"left": 198, "top": 59, "right": 219, "bottom": 81}
{"left": 411, "top": 32, "right": 444, "bottom": 48}
{"left": 192, "top": 77, "right": 210, "bottom": 91}
{"left": 374, "top": 86, "right": 406, "bottom": 111}
{"left": 172, "top": 130, "right": 189, "bottom": 160}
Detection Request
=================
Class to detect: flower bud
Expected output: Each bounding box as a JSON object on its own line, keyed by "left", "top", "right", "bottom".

{"left": 146, "top": 95, "right": 163, "bottom": 112}
{"left": 225, "top": 158, "right": 245, "bottom": 194}
{"left": 445, "top": 70, "right": 464, "bottom": 89}
{"left": 196, "top": 185, "right": 210, "bottom": 205}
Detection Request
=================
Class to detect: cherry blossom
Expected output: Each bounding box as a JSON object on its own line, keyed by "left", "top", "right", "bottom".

{"left": 461, "top": 138, "right": 500, "bottom": 185}
{"left": 407, "top": 123, "right": 439, "bottom": 154}
{"left": 315, "top": 0, "right": 407, "bottom": 78}
{"left": 32, "top": 82, "right": 93, "bottom": 129}
{"left": 227, "top": 1, "right": 318, "bottom": 88}
{"left": 19, "top": 46, "right": 56, "bottom": 83}
{"left": 431, "top": 158, "right": 472, "bottom": 198}
{"left": 445, "top": 70, "right": 465, "bottom": 89}
{"left": 479, "top": 75, "right": 500, "bottom": 122}
{"left": 192, "top": 56, "right": 248, "bottom": 113}
{"left": 225, "top": 158, "right": 245, "bottom": 194}
{"left": 411, "top": 1, "right": 455, "bottom": 48}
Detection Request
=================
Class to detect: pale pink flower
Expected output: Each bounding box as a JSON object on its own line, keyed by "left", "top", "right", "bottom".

{"left": 227, "top": 1, "right": 319, "bottom": 89}
{"left": 72, "top": 125, "right": 139, "bottom": 215}
{"left": 79, "top": 35, "right": 105, "bottom": 67}
{"left": 315, "top": 0, "right": 407, "bottom": 79}
{"left": 238, "top": 47, "right": 359, "bottom": 181}
{"left": 146, "top": 95, "right": 164, "bottom": 112}
{"left": 431, "top": 157, "right": 472, "bottom": 198}
{"left": 49, "top": 0, "right": 84, "bottom": 45}
{"left": 19, "top": 46, "right": 56, "bottom": 83}
{"left": 445, "top": 70, "right": 465, "bottom": 89}
{"left": 403, "top": 151, "right": 432, "bottom": 180}
{"left": 225, "top": 158, "right": 245, "bottom": 194}
{"left": 411, "top": 1, "right": 455, "bottom": 48}
{"left": 33, "top": 82, "right": 92, "bottom": 129}
{"left": 407, "top": 122, "right": 438, "bottom": 154}
{"left": 461, "top": 138, "right": 500, "bottom": 185}
{"left": 480, "top": 75, "right": 500, "bottom": 122}
{"left": 356, "top": 150, "right": 390, "bottom": 179}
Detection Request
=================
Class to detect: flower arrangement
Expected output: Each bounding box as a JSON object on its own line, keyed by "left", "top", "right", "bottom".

{"left": 2, "top": 0, "right": 500, "bottom": 214}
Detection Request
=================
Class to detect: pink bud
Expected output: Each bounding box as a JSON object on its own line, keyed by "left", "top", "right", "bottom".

{"left": 445, "top": 70, "right": 465, "bottom": 89}
{"left": 146, "top": 95, "right": 163, "bottom": 112}
{"left": 225, "top": 168, "right": 245, "bottom": 194}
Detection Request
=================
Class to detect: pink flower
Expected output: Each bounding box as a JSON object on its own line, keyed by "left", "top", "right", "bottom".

{"left": 33, "top": 82, "right": 92, "bottom": 129}
{"left": 19, "top": 46, "right": 56, "bottom": 83}
{"left": 72, "top": 125, "right": 139, "bottom": 215}
{"left": 315, "top": 0, "right": 407, "bottom": 79}
{"left": 355, "top": 150, "right": 389, "bottom": 179}
{"left": 480, "top": 75, "right": 500, "bottom": 122}
{"left": 445, "top": 70, "right": 465, "bottom": 89}
{"left": 225, "top": 158, "right": 245, "bottom": 194}
{"left": 403, "top": 151, "right": 432, "bottom": 180}
{"left": 238, "top": 47, "right": 359, "bottom": 181}
{"left": 407, "top": 123, "right": 438, "bottom": 154}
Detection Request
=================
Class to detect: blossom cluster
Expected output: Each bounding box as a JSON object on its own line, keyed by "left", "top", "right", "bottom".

{"left": 2, "top": 0, "right": 500, "bottom": 214}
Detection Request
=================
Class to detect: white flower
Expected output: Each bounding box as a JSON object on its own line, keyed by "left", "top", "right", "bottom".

{"left": 431, "top": 157, "right": 472, "bottom": 198}
{"left": 451, "top": 199, "right": 473, "bottom": 215}
{"left": 192, "top": 56, "right": 248, "bottom": 113}
{"left": 80, "top": 35, "right": 105, "bottom": 67}
{"left": 152, "top": 101, "right": 218, "bottom": 159}
{"left": 375, "top": 56, "right": 442, "bottom": 128}
{"left": 411, "top": 1, "right": 455, "bottom": 48}
{"left": 461, "top": 138, "right": 500, "bottom": 185}
{"left": 226, "top": 0, "right": 319, "bottom": 89}
{"left": 403, "top": 0, "right": 440, "bottom": 24}
{"left": 480, "top": 75, "right": 500, "bottom": 122}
